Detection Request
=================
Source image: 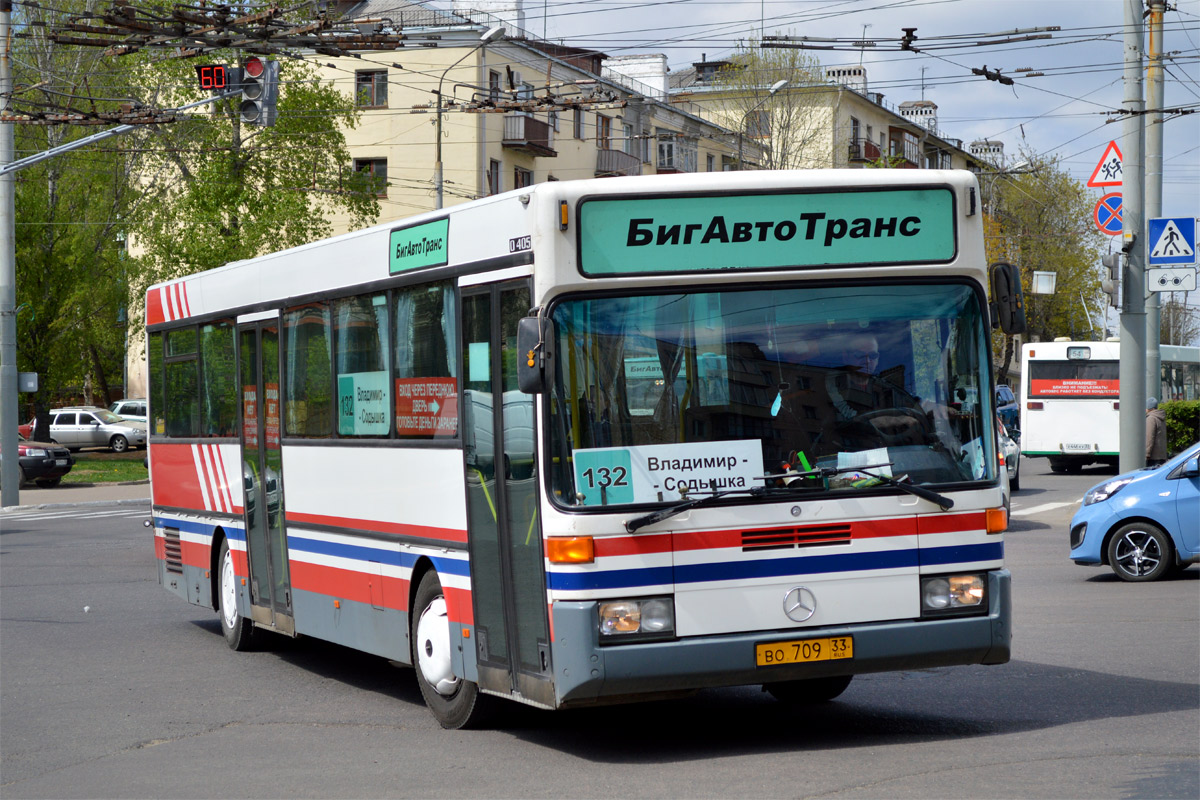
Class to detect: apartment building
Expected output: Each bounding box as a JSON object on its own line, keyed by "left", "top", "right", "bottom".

{"left": 318, "top": 1, "right": 755, "bottom": 234}
{"left": 670, "top": 59, "right": 990, "bottom": 174}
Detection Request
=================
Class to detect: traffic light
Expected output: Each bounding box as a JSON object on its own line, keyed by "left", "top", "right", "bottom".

{"left": 240, "top": 57, "right": 279, "bottom": 127}
{"left": 1101, "top": 253, "right": 1121, "bottom": 307}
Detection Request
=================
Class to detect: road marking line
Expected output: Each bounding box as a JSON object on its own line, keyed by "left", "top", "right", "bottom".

{"left": 1010, "top": 501, "right": 1078, "bottom": 517}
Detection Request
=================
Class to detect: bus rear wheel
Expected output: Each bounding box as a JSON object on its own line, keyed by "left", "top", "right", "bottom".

{"left": 411, "top": 571, "right": 490, "bottom": 729}
{"left": 765, "top": 675, "right": 853, "bottom": 704}
{"left": 218, "top": 539, "right": 255, "bottom": 650}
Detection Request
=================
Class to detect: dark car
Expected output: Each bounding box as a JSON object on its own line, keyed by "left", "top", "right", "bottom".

{"left": 1, "top": 434, "right": 76, "bottom": 488}
{"left": 995, "top": 384, "right": 1019, "bottom": 432}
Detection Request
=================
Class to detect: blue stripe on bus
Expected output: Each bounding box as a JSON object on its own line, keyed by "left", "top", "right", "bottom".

{"left": 547, "top": 542, "right": 1003, "bottom": 592}
{"left": 155, "top": 516, "right": 244, "bottom": 541}
{"left": 286, "top": 534, "right": 471, "bottom": 577}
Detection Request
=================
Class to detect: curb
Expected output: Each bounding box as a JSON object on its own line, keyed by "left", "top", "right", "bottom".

{"left": 2, "top": 497, "right": 151, "bottom": 513}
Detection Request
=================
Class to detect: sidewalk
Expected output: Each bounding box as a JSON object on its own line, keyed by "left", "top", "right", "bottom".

{"left": 2, "top": 481, "right": 151, "bottom": 512}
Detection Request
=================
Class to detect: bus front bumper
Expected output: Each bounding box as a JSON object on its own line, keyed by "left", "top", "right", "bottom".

{"left": 549, "top": 569, "right": 1011, "bottom": 707}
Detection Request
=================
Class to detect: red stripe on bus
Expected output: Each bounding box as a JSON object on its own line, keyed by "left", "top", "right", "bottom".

{"left": 917, "top": 511, "right": 987, "bottom": 535}
{"left": 443, "top": 586, "right": 473, "bottom": 626}
{"left": 151, "top": 444, "right": 210, "bottom": 509}
{"left": 286, "top": 511, "right": 468, "bottom": 544}
{"left": 290, "top": 560, "right": 410, "bottom": 611}
{"left": 593, "top": 516, "right": 926, "bottom": 558}
{"left": 146, "top": 289, "right": 166, "bottom": 326}
{"left": 180, "top": 537, "right": 210, "bottom": 569}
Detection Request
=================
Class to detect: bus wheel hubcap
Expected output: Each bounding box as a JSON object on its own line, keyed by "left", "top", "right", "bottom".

{"left": 416, "top": 596, "right": 458, "bottom": 695}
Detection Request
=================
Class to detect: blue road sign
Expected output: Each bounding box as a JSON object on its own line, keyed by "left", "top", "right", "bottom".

{"left": 1148, "top": 217, "right": 1197, "bottom": 266}
{"left": 1094, "top": 193, "right": 1123, "bottom": 236}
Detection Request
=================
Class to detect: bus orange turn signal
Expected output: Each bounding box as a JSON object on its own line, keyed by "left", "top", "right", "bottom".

{"left": 547, "top": 536, "right": 594, "bottom": 563}
{"left": 986, "top": 507, "right": 1008, "bottom": 534}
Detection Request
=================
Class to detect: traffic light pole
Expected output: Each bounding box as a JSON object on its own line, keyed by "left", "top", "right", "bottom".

{"left": 1118, "top": 0, "right": 1147, "bottom": 473}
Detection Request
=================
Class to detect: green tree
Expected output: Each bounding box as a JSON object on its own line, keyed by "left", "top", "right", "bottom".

{"left": 982, "top": 152, "right": 1106, "bottom": 384}
{"left": 12, "top": 0, "right": 148, "bottom": 410}
{"left": 131, "top": 56, "right": 380, "bottom": 290}
{"left": 706, "top": 42, "right": 831, "bottom": 170}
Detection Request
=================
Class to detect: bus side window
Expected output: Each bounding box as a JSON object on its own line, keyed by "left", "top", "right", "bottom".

{"left": 284, "top": 304, "right": 333, "bottom": 437}
{"left": 165, "top": 328, "right": 199, "bottom": 437}
{"left": 394, "top": 281, "right": 458, "bottom": 439}
{"left": 199, "top": 321, "right": 237, "bottom": 437}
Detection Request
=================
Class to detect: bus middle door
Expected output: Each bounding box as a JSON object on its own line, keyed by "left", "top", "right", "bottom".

{"left": 461, "top": 280, "right": 553, "bottom": 708}
{"left": 238, "top": 315, "right": 294, "bottom": 635}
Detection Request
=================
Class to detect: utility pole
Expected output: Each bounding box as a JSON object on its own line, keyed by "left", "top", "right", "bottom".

{"left": 1118, "top": 0, "right": 1147, "bottom": 473}
{"left": 2, "top": 0, "right": 18, "bottom": 507}
{"left": 1145, "top": 0, "right": 1165, "bottom": 377}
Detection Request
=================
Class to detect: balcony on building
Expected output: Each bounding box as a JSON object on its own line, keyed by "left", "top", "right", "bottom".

{"left": 596, "top": 148, "right": 643, "bottom": 177}
{"left": 502, "top": 114, "right": 557, "bottom": 157}
{"left": 847, "top": 138, "right": 882, "bottom": 163}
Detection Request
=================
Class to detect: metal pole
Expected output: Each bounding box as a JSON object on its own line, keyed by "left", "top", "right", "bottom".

{"left": 2, "top": 0, "right": 19, "bottom": 506}
{"left": 434, "top": 88, "right": 443, "bottom": 209}
{"left": 1118, "top": 0, "right": 1147, "bottom": 473}
{"left": 434, "top": 27, "right": 503, "bottom": 210}
{"left": 1145, "top": 0, "right": 1165, "bottom": 371}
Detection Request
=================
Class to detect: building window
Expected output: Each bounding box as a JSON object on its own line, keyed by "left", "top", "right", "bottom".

{"left": 514, "top": 166, "right": 533, "bottom": 189}
{"left": 489, "top": 71, "right": 501, "bottom": 102}
{"left": 596, "top": 114, "right": 612, "bottom": 149}
{"left": 623, "top": 123, "right": 634, "bottom": 155}
{"left": 707, "top": 153, "right": 715, "bottom": 172}
{"left": 745, "top": 109, "right": 771, "bottom": 138}
{"left": 353, "top": 158, "right": 387, "bottom": 197}
{"left": 355, "top": 70, "right": 387, "bottom": 108}
{"left": 850, "top": 116, "right": 860, "bottom": 143}
{"left": 657, "top": 133, "right": 697, "bottom": 173}
{"left": 487, "top": 159, "right": 501, "bottom": 195}
{"left": 573, "top": 108, "right": 584, "bottom": 140}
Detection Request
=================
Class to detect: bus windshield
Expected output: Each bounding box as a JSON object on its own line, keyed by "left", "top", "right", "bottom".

{"left": 548, "top": 282, "right": 993, "bottom": 508}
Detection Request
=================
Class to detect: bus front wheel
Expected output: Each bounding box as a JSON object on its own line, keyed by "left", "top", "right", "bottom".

{"left": 765, "top": 675, "right": 853, "bottom": 704}
{"left": 411, "top": 571, "right": 491, "bottom": 729}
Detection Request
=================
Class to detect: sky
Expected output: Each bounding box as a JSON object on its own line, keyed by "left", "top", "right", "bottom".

{"left": 471, "top": 0, "right": 1200, "bottom": 218}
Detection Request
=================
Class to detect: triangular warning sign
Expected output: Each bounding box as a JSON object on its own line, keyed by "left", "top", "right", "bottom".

{"left": 1150, "top": 220, "right": 1195, "bottom": 259}
{"left": 1087, "top": 141, "right": 1123, "bottom": 188}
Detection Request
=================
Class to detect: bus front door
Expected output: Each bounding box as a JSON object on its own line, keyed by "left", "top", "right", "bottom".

{"left": 238, "top": 320, "right": 294, "bottom": 635}
{"left": 462, "top": 281, "right": 553, "bottom": 707}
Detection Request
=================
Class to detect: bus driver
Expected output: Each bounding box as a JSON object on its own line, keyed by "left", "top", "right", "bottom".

{"left": 825, "top": 331, "right": 930, "bottom": 449}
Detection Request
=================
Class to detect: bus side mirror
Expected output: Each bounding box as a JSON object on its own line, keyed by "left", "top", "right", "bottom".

{"left": 990, "top": 262, "right": 1027, "bottom": 335}
{"left": 517, "top": 315, "right": 553, "bottom": 394}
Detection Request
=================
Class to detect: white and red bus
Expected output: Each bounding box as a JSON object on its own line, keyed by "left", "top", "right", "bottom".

{"left": 1019, "top": 340, "right": 1199, "bottom": 472}
{"left": 147, "top": 169, "right": 1016, "bottom": 728}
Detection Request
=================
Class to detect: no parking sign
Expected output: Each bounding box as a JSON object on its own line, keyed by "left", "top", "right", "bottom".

{"left": 1093, "top": 193, "right": 1122, "bottom": 236}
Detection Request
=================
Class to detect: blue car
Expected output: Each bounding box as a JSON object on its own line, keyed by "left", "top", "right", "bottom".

{"left": 1069, "top": 442, "right": 1200, "bottom": 581}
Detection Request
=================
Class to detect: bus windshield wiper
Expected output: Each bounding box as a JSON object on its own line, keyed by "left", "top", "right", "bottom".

{"left": 625, "top": 487, "right": 767, "bottom": 533}
{"left": 625, "top": 462, "right": 954, "bottom": 533}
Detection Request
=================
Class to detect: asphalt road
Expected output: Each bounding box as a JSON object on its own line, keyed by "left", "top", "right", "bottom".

{"left": 2, "top": 458, "right": 1197, "bottom": 799}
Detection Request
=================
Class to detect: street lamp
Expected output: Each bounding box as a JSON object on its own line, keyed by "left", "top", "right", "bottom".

{"left": 736, "top": 79, "right": 787, "bottom": 171}
{"left": 434, "top": 26, "right": 504, "bottom": 210}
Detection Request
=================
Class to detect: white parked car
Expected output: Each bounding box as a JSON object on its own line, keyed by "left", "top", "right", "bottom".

{"left": 109, "top": 398, "right": 148, "bottom": 424}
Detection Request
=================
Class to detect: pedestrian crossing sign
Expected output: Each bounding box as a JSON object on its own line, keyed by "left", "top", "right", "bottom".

{"left": 1148, "top": 217, "right": 1197, "bottom": 266}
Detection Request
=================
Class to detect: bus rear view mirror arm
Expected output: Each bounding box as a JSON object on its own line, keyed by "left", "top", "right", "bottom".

{"left": 990, "top": 262, "right": 1027, "bottom": 335}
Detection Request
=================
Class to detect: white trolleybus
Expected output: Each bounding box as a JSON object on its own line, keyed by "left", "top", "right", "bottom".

{"left": 147, "top": 170, "right": 1021, "bottom": 728}
{"left": 1019, "top": 340, "right": 1200, "bottom": 472}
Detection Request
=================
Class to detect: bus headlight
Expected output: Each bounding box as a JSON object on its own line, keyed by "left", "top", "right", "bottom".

{"left": 921, "top": 574, "right": 986, "bottom": 616}
{"left": 598, "top": 597, "right": 675, "bottom": 640}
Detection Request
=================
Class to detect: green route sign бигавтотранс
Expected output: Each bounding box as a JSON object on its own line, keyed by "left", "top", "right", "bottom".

{"left": 578, "top": 188, "right": 956, "bottom": 275}
{"left": 390, "top": 218, "right": 450, "bottom": 274}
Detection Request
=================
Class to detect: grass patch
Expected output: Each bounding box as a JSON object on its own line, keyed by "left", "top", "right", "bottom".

{"left": 63, "top": 449, "right": 148, "bottom": 484}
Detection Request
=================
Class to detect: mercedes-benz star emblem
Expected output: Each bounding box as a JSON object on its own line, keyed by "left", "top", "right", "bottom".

{"left": 783, "top": 586, "right": 817, "bottom": 622}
